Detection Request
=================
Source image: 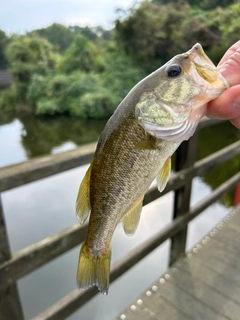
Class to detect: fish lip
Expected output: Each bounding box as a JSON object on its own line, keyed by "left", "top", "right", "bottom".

{"left": 187, "top": 43, "right": 214, "bottom": 69}
{"left": 187, "top": 43, "right": 230, "bottom": 89}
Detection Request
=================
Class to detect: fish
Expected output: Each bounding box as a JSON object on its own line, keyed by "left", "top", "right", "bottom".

{"left": 76, "top": 43, "right": 229, "bottom": 294}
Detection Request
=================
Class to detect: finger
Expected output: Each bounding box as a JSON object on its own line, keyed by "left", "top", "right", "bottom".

{"left": 217, "top": 43, "right": 240, "bottom": 86}
{"left": 230, "top": 117, "right": 240, "bottom": 129}
{"left": 207, "top": 85, "right": 240, "bottom": 119}
{"left": 218, "top": 40, "right": 240, "bottom": 67}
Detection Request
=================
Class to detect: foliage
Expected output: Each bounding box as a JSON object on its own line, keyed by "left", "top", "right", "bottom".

{"left": 115, "top": 1, "right": 220, "bottom": 72}
{"left": 29, "top": 23, "right": 112, "bottom": 53}
{"left": 27, "top": 45, "right": 143, "bottom": 119}
{"left": 58, "top": 34, "right": 104, "bottom": 74}
{"left": 69, "top": 25, "right": 98, "bottom": 42}
{"left": 101, "top": 42, "right": 145, "bottom": 103}
{"left": 25, "top": 34, "right": 144, "bottom": 119}
{"left": 211, "top": 3, "right": 240, "bottom": 45}
{"left": 0, "top": 0, "right": 239, "bottom": 119}
{"left": 0, "top": 86, "right": 18, "bottom": 111}
{"left": 152, "top": 0, "right": 234, "bottom": 10}
{"left": 4, "top": 35, "right": 59, "bottom": 103}
{"left": 29, "top": 23, "right": 74, "bottom": 53}
{"left": 27, "top": 72, "right": 100, "bottom": 116}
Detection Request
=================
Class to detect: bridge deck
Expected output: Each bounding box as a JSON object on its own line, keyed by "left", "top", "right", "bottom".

{"left": 115, "top": 205, "right": 240, "bottom": 320}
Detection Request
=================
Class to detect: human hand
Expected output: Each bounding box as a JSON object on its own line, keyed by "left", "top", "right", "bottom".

{"left": 206, "top": 40, "right": 240, "bottom": 129}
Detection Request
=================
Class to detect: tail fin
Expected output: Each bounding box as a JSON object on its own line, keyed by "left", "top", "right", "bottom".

{"left": 77, "top": 241, "right": 111, "bottom": 295}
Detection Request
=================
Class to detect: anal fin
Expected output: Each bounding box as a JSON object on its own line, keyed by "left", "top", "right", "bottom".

{"left": 76, "top": 164, "right": 92, "bottom": 224}
{"left": 122, "top": 196, "right": 144, "bottom": 236}
{"left": 157, "top": 157, "right": 171, "bottom": 192}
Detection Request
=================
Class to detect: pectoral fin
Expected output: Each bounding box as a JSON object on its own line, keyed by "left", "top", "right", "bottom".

{"left": 122, "top": 196, "right": 144, "bottom": 236}
{"left": 157, "top": 157, "right": 171, "bottom": 192}
{"left": 76, "top": 164, "right": 92, "bottom": 224}
{"left": 135, "top": 140, "right": 157, "bottom": 150}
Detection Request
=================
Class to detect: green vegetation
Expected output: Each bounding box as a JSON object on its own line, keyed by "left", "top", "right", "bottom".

{"left": 0, "top": 0, "right": 238, "bottom": 119}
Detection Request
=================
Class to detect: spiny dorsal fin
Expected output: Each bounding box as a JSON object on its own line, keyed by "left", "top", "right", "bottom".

{"left": 76, "top": 164, "right": 92, "bottom": 224}
{"left": 157, "top": 157, "right": 171, "bottom": 192}
{"left": 122, "top": 196, "right": 144, "bottom": 236}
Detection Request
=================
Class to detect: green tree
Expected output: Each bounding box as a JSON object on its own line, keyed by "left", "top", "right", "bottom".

{"left": 4, "top": 35, "right": 58, "bottom": 103}
{"left": 26, "top": 40, "right": 144, "bottom": 119}
{"left": 30, "top": 24, "right": 111, "bottom": 53}
{"left": 213, "top": 3, "right": 240, "bottom": 44}
{"left": 29, "top": 23, "right": 74, "bottom": 53}
{"left": 152, "top": 0, "right": 234, "bottom": 10}
{"left": 101, "top": 42, "right": 145, "bottom": 104}
{"left": 59, "top": 34, "right": 104, "bottom": 74}
{"left": 115, "top": 1, "right": 219, "bottom": 72}
{"left": 69, "top": 25, "right": 98, "bottom": 42}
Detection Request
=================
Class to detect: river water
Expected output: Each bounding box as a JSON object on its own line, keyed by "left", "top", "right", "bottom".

{"left": 0, "top": 112, "right": 239, "bottom": 319}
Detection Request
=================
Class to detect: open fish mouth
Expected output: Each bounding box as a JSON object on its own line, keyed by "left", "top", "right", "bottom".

{"left": 188, "top": 43, "right": 225, "bottom": 85}
{"left": 188, "top": 43, "right": 215, "bottom": 67}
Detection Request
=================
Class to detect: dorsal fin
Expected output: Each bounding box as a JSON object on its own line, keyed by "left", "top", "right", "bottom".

{"left": 121, "top": 196, "right": 144, "bottom": 236}
{"left": 76, "top": 164, "right": 92, "bottom": 224}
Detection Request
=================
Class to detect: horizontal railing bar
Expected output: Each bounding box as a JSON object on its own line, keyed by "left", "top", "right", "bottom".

{"left": 0, "top": 119, "right": 222, "bottom": 193}
{"left": 32, "top": 171, "right": 240, "bottom": 320}
{"left": 194, "top": 140, "right": 240, "bottom": 176}
{"left": 159, "top": 139, "right": 240, "bottom": 198}
{"left": 1, "top": 140, "right": 239, "bottom": 290}
{"left": 0, "top": 181, "right": 169, "bottom": 291}
{"left": 0, "top": 142, "right": 96, "bottom": 192}
{"left": 0, "top": 224, "right": 88, "bottom": 291}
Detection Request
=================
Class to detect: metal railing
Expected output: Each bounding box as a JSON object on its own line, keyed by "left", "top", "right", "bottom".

{"left": 0, "top": 119, "right": 240, "bottom": 320}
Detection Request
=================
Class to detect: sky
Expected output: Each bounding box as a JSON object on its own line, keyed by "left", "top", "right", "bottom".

{"left": 0, "top": 0, "right": 137, "bottom": 34}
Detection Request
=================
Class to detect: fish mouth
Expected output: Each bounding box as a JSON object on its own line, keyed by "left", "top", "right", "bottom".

{"left": 188, "top": 43, "right": 215, "bottom": 67}
{"left": 187, "top": 43, "right": 221, "bottom": 83}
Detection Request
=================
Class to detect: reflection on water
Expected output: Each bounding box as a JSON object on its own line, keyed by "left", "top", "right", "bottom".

{"left": 0, "top": 112, "right": 105, "bottom": 166}
{"left": 197, "top": 121, "right": 240, "bottom": 206}
{"left": 0, "top": 113, "right": 239, "bottom": 319}
{"left": 19, "top": 113, "right": 106, "bottom": 158}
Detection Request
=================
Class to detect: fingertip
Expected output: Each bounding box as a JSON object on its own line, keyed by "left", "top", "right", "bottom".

{"left": 230, "top": 117, "right": 240, "bottom": 129}
{"left": 207, "top": 85, "right": 240, "bottom": 120}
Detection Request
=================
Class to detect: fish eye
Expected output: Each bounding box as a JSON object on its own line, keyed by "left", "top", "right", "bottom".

{"left": 167, "top": 65, "right": 182, "bottom": 78}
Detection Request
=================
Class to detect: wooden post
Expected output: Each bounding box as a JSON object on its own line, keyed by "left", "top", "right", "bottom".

{"left": 169, "top": 133, "right": 198, "bottom": 265}
{"left": 0, "top": 193, "right": 24, "bottom": 320}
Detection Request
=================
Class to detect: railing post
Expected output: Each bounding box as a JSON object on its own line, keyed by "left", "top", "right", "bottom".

{"left": 169, "top": 132, "right": 198, "bottom": 265}
{"left": 0, "top": 193, "right": 24, "bottom": 320}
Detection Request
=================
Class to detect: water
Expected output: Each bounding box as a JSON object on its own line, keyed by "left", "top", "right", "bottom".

{"left": 0, "top": 112, "right": 239, "bottom": 319}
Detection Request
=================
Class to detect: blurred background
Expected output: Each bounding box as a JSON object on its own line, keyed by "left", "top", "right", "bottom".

{"left": 0, "top": 0, "right": 240, "bottom": 319}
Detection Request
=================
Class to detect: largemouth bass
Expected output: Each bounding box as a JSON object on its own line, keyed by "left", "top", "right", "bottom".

{"left": 76, "top": 43, "right": 229, "bottom": 294}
